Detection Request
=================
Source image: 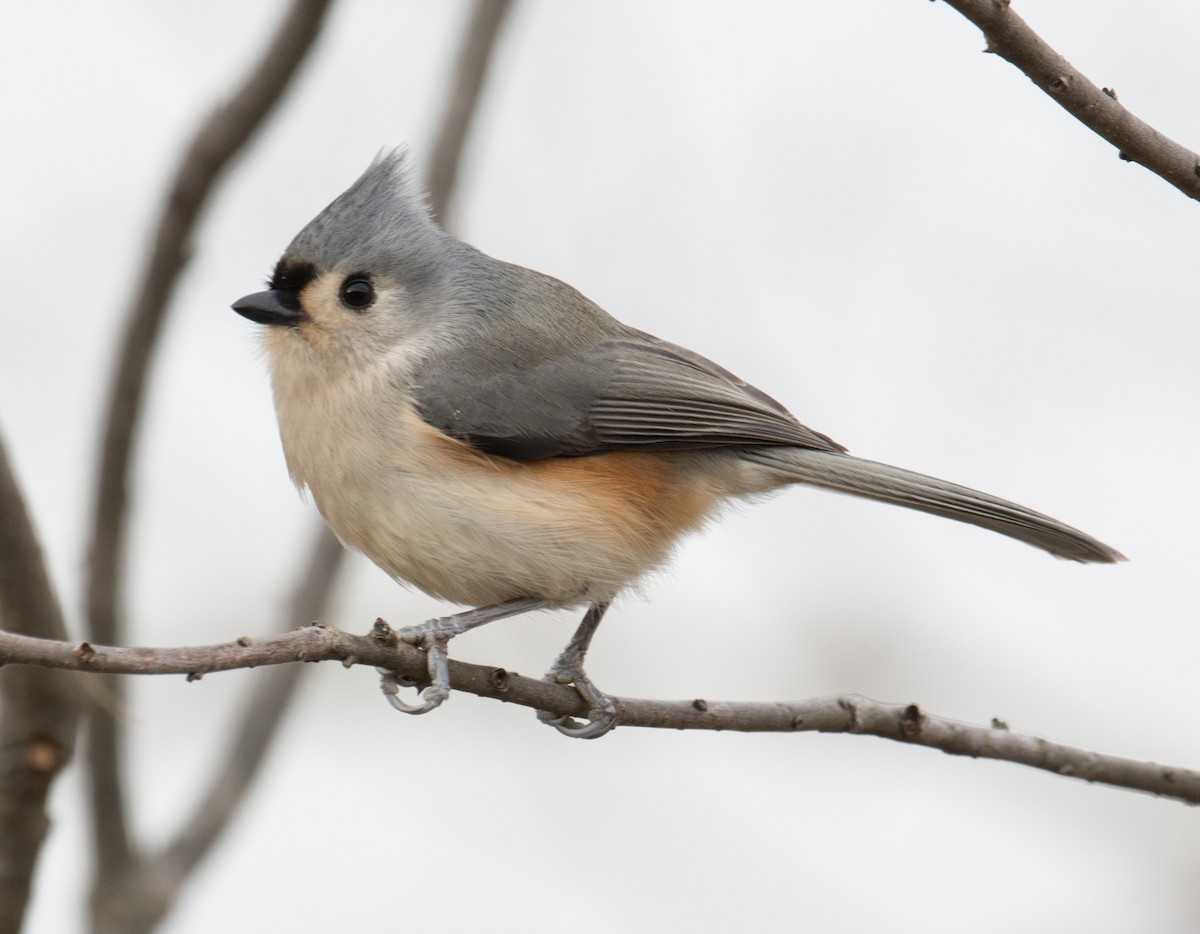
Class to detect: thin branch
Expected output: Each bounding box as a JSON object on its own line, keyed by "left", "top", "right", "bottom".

{"left": 939, "top": 0, "right": 1200, "bottom": 201}
{"left": 0, "top": 430, "right": 81, "bottom": 934}
{"left": 426, "top": 0, "right": 516, "bottom": 222}
{"left": 83, "top": 0, "right": 334, "bottom": 927}
{"left": 1, "top": 624, "right": 1194, "bottom": 807}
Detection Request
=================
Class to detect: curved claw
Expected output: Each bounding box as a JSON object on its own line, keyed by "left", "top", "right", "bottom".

{"left": 537, "top": 704, "right": 618, "bottom": 739}
{"left": 536, "top": 658, "right": 619, "bottom": 739}
{"left": 380, "top": 676, "right": 449, "bottom": 715}
{"left": 377, "top": 634, "right": 452, "bottom": 715}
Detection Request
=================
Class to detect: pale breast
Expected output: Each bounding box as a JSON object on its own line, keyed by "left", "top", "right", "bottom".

{"left": 280, "top": 387, "right": 723, "bottom": 607}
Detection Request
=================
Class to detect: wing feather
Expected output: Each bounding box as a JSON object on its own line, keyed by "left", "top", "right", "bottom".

{"left": 412, "top": 333, "right": 843, "bottom": 460}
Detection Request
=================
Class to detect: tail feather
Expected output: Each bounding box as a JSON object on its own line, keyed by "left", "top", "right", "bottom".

{"left": 743, "top": 448, "right": 1123, "bottom": 564}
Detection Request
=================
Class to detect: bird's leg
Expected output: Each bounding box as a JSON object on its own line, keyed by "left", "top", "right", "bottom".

{"left": 379, "top": 597, "right": 548, "bottom": 715}
{"left": 538, "top": 601, "right": 619, "bottom": 739}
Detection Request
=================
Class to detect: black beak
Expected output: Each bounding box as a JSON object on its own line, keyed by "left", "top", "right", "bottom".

{"left": 232, "top": 290, "right": 304, "bottom": 326}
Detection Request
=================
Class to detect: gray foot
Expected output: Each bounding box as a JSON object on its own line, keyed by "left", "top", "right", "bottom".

{"left": 378, "top": 598, "right": 547, "bottom": 715}
{"left": 536, "top": 602, "right": 619, "bottom": 739}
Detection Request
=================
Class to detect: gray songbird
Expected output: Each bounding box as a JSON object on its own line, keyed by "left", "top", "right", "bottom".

{"left": 233, "top": 150, "right": 1122, "bottom": 738}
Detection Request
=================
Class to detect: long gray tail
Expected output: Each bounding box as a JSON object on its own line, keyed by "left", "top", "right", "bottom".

{"left": 742, "top": 448, "right": 1123, "bottom": 564}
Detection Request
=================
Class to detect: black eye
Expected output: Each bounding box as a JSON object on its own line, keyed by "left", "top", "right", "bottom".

{"left": 340, "top": 277, "right": 375, "bottom": 309}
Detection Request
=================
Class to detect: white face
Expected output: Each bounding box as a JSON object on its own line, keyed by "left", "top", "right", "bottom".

{"left": 261, "top": 262, "right": 431, "bottom": 378}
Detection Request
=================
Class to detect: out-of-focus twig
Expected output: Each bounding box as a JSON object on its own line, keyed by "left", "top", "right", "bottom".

{"left": 83, "top": 1, "right": 335, "bottom": 930}
{"left": 426, "top": 0, "right": 515, "bottom": 221}
{"left": 137, "top": 0, "right": 520, "bottom": 911}
{"left": 0, "top": 431, "right": 81, "bottom": 934}
{"left": 940, "top": 0, "right": 1200, "bottom": 201}
{"left": 81, "top": 1, "right": 517, "bottom": 930}
{"left": 3, "top": 622, "right": 1196, "bottom": 807}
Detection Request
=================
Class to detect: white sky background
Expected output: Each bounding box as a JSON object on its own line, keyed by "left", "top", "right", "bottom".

{"left": 3, "top": 1, "right": 1199, "bottom": 931}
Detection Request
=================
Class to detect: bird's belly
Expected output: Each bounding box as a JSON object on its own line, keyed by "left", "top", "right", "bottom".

{"left": 297, "top": 407, "right": 721, "bottom": 608}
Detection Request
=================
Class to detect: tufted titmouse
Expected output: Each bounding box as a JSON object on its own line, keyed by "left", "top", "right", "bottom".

{"left": 233, "top": 150, "right": 1122, "bottom": 738}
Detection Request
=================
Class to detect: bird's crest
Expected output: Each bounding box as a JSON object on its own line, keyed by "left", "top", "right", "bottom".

{"left": 283, "top": 147, "right": 438, "bottom": 272}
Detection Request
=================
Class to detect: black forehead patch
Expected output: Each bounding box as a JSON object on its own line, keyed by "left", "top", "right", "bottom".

{"left": 268, "top": 259, "right": 316, "bottom": 296}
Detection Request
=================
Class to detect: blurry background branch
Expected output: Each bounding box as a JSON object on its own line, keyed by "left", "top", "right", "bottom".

{"left": 80, "top": 1, "right": 515, "bottom": 932}
{"left": 2, "top": 624, "right": 1195, "bottom": 806}
{"left": 84, "top": 1, "right": 336, "bottom": 931}
{"left": 940, "top": 0, "right": 1200, "bottom": 201}
{"left": 149, "top": 0, "right": 516, "bottom": 913}
{"left": 0, "top": 435, "right": 81, "bottom": 934}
